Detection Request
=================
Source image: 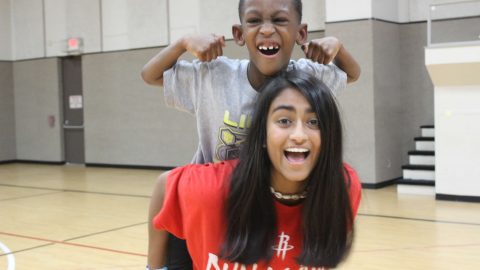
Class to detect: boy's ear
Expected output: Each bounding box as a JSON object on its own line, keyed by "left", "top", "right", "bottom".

{"left": 232, "top": 24, "right": 245, "bottom": 46}
{"left": 296, "top": 23, "right": 308, "bottom": 45}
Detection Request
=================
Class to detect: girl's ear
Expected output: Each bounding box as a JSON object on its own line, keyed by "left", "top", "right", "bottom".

{"left": 232, "top": 24, "right": 245, "bottom": 46}
{"left": 296, "top": 23, "right": 308, "bottom": 45}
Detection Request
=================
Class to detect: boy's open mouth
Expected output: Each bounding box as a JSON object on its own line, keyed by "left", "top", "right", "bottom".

{"left": 258, "top": 45, "right": 280, "bottom": 56}
{"left": 284, "top": 148, "right": 309, "bottom": 163}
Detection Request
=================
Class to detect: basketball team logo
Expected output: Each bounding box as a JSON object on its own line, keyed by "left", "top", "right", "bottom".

{"left": 272, "top": 232, "right": 294, "bottom": 260}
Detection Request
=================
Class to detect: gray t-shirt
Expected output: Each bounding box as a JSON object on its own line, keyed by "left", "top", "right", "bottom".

{"left": 163, "top": 56, "right": 346, "bottom": 164}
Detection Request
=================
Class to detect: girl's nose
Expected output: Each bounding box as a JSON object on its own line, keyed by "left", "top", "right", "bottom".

{"left": 289, "top": 122, "right": 308, "bottom": 144}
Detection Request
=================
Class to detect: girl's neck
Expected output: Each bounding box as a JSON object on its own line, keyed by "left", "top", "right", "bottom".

{"left": 270, "top": 171, "right": 308, "bottom": 198}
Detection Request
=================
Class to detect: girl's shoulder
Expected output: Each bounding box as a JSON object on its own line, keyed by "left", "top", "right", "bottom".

{"left": 343, "top": 163, "right": 362, "bottom": 216}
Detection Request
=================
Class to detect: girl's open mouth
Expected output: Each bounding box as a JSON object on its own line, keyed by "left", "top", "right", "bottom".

{"left": 284, "top": 148, "right": 309, "bottom": 163}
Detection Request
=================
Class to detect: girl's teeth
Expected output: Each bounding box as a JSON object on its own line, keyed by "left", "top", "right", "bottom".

{"left": 286, "top": 148, "right": 308, "bottom": 153}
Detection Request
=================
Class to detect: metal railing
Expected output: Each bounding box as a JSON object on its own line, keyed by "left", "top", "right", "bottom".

{"left": 427, "top": 0, "right": 480, "bottom": 46}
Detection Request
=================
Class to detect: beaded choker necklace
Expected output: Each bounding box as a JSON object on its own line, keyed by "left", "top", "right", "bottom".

{"left": 270, "top": 187, "right": 307, "bottom": 201}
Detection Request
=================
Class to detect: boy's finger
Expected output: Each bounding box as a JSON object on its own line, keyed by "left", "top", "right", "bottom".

{"left": 303, "top": 43, "right": 310, "bottom": 58}
{"left": 216, "top": 44, "right": 223, "bottom": 58}
{"left": 192, "top": 51, "right": 202, "bottom": 60}
{"left": 320, "top": 54, "right": 327, "bottom": 64}
{"left": 205, "top": 50, "right": 213, "bottom": 61}
{"left": 301, "top": 42, "right": 309, "bottom": 54}
{"left": 220, "top": 35, "right": 226, "bottom": 47}
{"left": 214, "top": 41, "right": 223, "bottom": 57}
{"left": 324, "top": 55, "right": 333, "bottom": 64}
{"left": 312, "top": 50, "right": 323, "bottom": 64}
{"left": 199, "top": 52, "right": 207, "bottom": 61}
{"left": 212, "top": 47, "right": 220, "bottom": 60}
{"left": 213, "top": 34, "right": 226, "bottom": 47}
{"left": 307, "top": 47, "right": 314, "bottom": 59}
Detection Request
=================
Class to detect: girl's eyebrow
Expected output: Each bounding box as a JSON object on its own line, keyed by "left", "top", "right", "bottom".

{"left": 271, "top": 105, "right": 314, "bottom": 113}
{"left": 272, "top": 105, "right": 295, "bottom": 113}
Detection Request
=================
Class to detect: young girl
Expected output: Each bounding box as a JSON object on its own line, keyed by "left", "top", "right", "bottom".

{"left": 153, "top": 70, "right": 361, "bottom": 269}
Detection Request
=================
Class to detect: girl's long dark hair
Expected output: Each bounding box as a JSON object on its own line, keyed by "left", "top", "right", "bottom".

{"left": 221, "top": 70, "right": 354, "bottom": 268}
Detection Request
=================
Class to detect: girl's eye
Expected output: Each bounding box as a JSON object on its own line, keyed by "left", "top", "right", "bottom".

{"left": 277, "top": 118, "right": 291, "bottom": 126}
{"left": 307, "top": 118, "right": 319, "bottom": 128}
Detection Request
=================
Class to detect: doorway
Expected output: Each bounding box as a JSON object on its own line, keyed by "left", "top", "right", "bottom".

{"left": 61, "top": 56, "right": 85, "bottom": 164}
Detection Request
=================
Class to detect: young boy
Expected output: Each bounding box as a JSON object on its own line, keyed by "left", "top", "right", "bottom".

{"left": 142, "top": 0, "right": 360, "bottom": 269}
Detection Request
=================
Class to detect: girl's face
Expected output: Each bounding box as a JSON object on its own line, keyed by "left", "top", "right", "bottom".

{"left": 266, "top": 87, "right": 321, "bottom": 194}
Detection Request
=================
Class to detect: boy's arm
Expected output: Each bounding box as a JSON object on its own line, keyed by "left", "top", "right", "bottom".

{"left": 302, "top": 36, "right": 360, "bottom": 83}
{"left": 141, "top": 34, "right": 225, "bottom": 86}
{"left": 333, "top": 43, "right": 360, "bottom": 83}
{"left": 147, "top": 172, "right": 170, "bottom": 269}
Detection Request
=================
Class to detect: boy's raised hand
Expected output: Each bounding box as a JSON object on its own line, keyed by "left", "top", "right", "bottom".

{"left": 183, "top": 33, "right": 226, "bottom": 62}
{"left": 141, "top": 33, "right": 226, "bottom": 86}
{"left": 301, "top": 36, "right": 341, "bottom": 65}
{"left": 301, "top": 36, "right": 361, "bottom": 83}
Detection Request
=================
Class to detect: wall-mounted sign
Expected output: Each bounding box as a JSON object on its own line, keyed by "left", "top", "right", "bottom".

{"left": 69, "top": 95, "right": 83, "bottom": 109}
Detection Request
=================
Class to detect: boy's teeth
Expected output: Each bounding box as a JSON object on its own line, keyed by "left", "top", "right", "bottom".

{"left": 258, "top": 45, "right": 279, "bottom": 50}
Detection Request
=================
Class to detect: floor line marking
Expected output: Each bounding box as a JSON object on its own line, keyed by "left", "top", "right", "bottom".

{"left": 355, "top": 242, "right": 480, "bottom": 253}
{"left": 0, "top": 183, "right": 150, "bottom": 198}
{"left": 0, "top": 231, "right": 146, "bottom": 257}
{"left": 0, "top": 243, "right": 54, "bottom": 257}
{"left": 64, "top": 221, "right": 147, "bottom": 242}
{"left": 358, "top": 213, "right": 480, "bottom": 226}
{"left": 0, "top": 240, "right": 16, "bottom": 270}
{"left": 0, "top": 191, "right": 63, "bottom": 202}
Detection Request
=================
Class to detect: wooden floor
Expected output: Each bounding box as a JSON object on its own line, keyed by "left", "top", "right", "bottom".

{"left": 0, "top": 163, "right": 479, "bottom": 269}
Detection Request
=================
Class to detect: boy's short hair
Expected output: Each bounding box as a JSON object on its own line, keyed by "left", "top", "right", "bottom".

{"left": 238, "top": 0, "right": 303, "bottom": 22}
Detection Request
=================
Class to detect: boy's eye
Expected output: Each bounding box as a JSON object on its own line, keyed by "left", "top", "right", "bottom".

{"left": 246, "top": 18, "right": 261, "bottom": 24}
{"left": 273, "top": 17, "right": 289, "bottom": 24}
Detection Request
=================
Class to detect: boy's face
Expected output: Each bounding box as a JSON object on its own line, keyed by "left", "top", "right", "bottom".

{"left": 233, "top": 0, "right": 307, "bottom": 77}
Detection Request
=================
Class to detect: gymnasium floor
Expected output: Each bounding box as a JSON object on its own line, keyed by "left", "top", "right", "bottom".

{"left": 0, "top": 163, "right": 479, "bottom": 269}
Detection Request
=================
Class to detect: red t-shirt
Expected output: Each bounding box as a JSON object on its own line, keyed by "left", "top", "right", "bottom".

{"left": 154, "top": 160, "right": 362, "bottom": 270}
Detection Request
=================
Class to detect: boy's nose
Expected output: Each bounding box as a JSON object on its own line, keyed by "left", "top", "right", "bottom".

{"left": 259, "top": 22, "right": 275, "bottom": 36}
